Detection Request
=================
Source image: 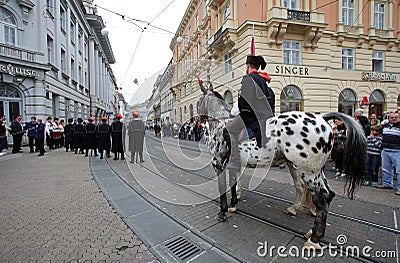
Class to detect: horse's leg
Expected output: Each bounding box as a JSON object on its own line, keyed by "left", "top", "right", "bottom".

{"left": 228, "top": 170, "right": 238, "bottom": 213}
{"left": 217, "top": 169, "right": 228, "bottom": 221}
{"left": 235, "top": 179, "right": 241, "bottom": 200}
{"left": 304, "top": 189, "right": 316, "bottom": 217}
{"left": 303, "top": 176, "right": 335, "bottom": 250}
{"left": 286, "top": 164, "right": 305, "bottom": 216}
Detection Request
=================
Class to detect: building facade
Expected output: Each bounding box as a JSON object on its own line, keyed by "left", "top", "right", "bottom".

{"left": 170, "top": 0, "right": 400, "bottom": 122}
{"left": 0, "top": 0, "right": 118, "bottom": 129}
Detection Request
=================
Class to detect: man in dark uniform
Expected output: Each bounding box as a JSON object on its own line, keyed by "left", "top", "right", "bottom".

{"left": 64, "top": 118, "right": 75, "bottom": 152}
{"left": 97, "top": 116, "right": 111, "bottom": 159}
{"left": 128, "top": 111, "right": 145, "bottom": 163}
{"left": 226, "top": 55, "right": 275, "bottom": 172}
{"left": 24, "top": 116, "right": 37, "bottom": 153}
{"left": 10, "top": 115, "right": 24, "bottom": 154}
{"left": 111, "top": 113, "right": 124, "bottom": 160}
{"left": 74, "top": 118, "right": 86, "bottom": 154}
{"left": 85, "top": 117, "right": 98, "bottom": 157}
{"left": 35, "top": 118, "right": 46, "bottom": 156}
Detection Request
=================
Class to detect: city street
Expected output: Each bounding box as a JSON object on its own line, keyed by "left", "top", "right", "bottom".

{"left": 1, "top": 132, "right": 398, "bottom": 262}
{"left": 0, "top": 148, "right": 158, "bottom": 262}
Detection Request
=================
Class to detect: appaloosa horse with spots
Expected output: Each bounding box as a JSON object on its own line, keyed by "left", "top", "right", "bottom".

{"left": 198, "top": 84, "right": 366, "bottom": 250}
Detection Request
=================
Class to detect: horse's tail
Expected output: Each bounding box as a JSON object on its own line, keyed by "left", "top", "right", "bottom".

{"left": 323, "top": 112, "right": 367, "bottom": 199}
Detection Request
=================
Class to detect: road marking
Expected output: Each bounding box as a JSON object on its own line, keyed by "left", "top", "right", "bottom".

{"left": 394, "top": 210, "right": 399, "bottom": 263}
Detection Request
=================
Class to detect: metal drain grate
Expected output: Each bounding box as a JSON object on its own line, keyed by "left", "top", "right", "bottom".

{"left": 164, "top": 236, "right": 202, "bottom": 261}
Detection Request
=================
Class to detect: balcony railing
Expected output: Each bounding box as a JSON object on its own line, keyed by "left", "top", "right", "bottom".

{"left": 287, "top": 9, "right": 310, "bottom": 22}
{"left": 0, "top": 43, "right": 43, "bottom": 62}
{"left": 213, "top": 27, "right": 223, "bottom": 42}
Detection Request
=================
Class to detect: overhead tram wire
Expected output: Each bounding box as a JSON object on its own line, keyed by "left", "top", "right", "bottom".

{"left": 121, "top": 30, "right": 145, "bottom": 87}
{"left": 150, "top": 0, "right": 176, "bottom": 24}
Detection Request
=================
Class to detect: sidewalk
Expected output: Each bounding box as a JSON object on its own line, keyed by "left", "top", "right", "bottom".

{"left": 0, "top": 147, "right": 159, "bottom": 262}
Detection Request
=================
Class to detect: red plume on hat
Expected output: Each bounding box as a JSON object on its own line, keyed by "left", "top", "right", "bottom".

{"left": 116, "top": 113, "right": 122, "bottom": 119}
{"left": 359, "top": 96, "right": 369, "bottom": 109}
{"left": 88, "top": 117, "right": 94, "bottom": 122}
{"left": 101, "top": 116, "right": 107, "bottom": 122}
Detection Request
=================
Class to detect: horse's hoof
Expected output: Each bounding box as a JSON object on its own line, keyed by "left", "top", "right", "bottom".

{"left": 228, "top": 206, "right": 237, "bottom": 213}
{"left": 308, "top": 208, "right": 317, "bottom": 217}
{"left": 304, "top": 229, "right": 312, "bottom": 239}
{"left": 303, "top": 238, "right": 322, "bottom": 250}
{"left": 216, "top": 214, "right": 227, "bottom": 222}
{"left": 285, "top": 207, "right": 297, "bottom": 216}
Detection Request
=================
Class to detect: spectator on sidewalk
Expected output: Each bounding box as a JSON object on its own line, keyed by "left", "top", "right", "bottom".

{"left": 363, "top": 125, "right": 382, "bottom": 187}
{"left": 10, "top": 115, "right": 24, "bottom": 154}
{"left": 45, "top": 117, "right": 55, "bottom": 149}
{"left": 0, "top": 115, "right": 7, "bottom": 155}
{"left": 64, "top": 118, "right": 75, "bottom": 152}
{"left": 97, "top": 117, "right": 111, "bottom": 159}
{"left": 24, "top": 116, "right": 37, "bottom": 153}
{"left": 331, "top": 119, "right": 347, "bottom": 178}
{"left": 111, "top": 114, "right": 124, "bottom": 160}
{"left": 377, "top": 112, "right": 400, "bottom": 195}
{"left": 35, "top": 118, "right": 46, "bottom": 156}
{"left": 74, "top": 118, "right": 86, "bottom": 154}
{"left": 128, "top": 112, "right": 145, "bottom": 163}
{"left": 85, "top": 117, "right": 98, "bottom": 157}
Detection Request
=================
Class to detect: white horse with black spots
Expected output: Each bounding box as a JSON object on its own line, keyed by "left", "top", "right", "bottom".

{"left": 197, "top": 84, "right": 366, "bottom": 250}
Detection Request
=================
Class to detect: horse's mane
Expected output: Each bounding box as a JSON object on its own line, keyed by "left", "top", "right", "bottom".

{"left": 213, "top": 91, "right": 224, "bottom": 101}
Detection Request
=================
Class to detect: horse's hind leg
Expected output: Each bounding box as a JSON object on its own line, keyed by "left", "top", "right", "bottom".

{"left": 304, "top": 189, "right": 316, "bottom": 217}
{"left": 217, "top": 169, "right": 228, "bottom": 221}
{"left": 303, "top": 177, "right": 335, "bottom": 250}
{"left": 228, "top": 170, "right": 238, "bottom": 213}
{"left": 286, "top": 164, "right": 305, "bottom": 216}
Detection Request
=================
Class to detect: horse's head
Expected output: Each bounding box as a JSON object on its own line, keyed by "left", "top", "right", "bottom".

{"left": 197, "top": 81, "right": 231, "bottom": 121}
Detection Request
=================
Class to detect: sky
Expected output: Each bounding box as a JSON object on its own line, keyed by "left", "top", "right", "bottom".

{"left": 93, "top": 0, "right": 188, "bottom": 105}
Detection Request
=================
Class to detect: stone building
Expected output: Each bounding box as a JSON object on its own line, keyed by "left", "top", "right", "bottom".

{"left": 0, "top": 0, "right": 118, "bottom": 131}
{"left": 169, "top": 0, "right": 400, "bottom": 122}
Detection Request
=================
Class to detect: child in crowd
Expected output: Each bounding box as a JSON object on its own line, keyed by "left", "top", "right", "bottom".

{"left": 364, "top": 125, "right": 383, "bottom": 186}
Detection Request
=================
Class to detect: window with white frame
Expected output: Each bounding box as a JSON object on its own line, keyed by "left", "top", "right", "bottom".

{"left": 61, "top": 49, "right": 66, "bottom": 73}
{"left": 283, "top": 41, "right": 300, "bottom": 65}
{"left": 196, "top": 42, "right": 200, "bottom": 59}
{"left": 342, "top": 48, "right": 354, "bottom": 70}
{"left": 188, "top": 27, "right": 191, "bottom": 39}
{"left": 60, "top": 5, "right": 66, "bottom": 32}
{"left": 84, "top": 37, "right": 88, "bottom": 61}
{"left": 283, "top": 0, "right": 298, "bottom": 9}
{"left": 71, "top": 58, "right": 76, "bottom": 80}
{"left": 342, "top": 0, "right": 354, "bottom": 26}
{"left": 0, "top": 8, "right": 17, "bottom": 46}
{"left": 78, "top": 26, "right": 83, "bottom": 54}
{"left": 78, "top": 65, "right": 82, "bottom": 83}
{"left": 224, "top": 4, "right": 231, "bottom": 20}
{"left": 46, "top": 0, "right": 54, "bottom": 17}
{"left": 70, "top": 15, "right": 76, "bottom": 45}
{"left": 47, "top": 35, "right": 54, "bottom": 64}
{"left": 224, "top": 52, "right": 232, "bottom": 74}
{"left": 372, "top": 51, "right": 384, "bottom": 72}
{"left": 374, "top": 3, "right": 384, "bottom": 30}
{"left": 204, "top": 0, "right": 209, "bottom": 17}
{"left": 195, "top": 14, "right": 199, "bottom": 30}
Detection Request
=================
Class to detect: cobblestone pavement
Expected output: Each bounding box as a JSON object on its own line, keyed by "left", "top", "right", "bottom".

{"left": 0, "top": 148, "right": 159, "bottom": 262}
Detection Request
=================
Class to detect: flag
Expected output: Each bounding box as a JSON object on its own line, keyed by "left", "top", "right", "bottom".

{"left": 250, "top": 24, "right": 255, "bottom": 55}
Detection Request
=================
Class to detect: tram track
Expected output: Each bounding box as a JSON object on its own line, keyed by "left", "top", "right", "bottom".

{"left": 146, "top": 135, "right": 400, "bottom": 235}
{"left": 131, "top": 149, "right": 379, "bottom": 262}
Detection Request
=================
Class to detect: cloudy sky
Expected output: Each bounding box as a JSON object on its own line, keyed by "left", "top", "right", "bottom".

{"left": 93, "top": 0, "right": 188, "bottom": 104}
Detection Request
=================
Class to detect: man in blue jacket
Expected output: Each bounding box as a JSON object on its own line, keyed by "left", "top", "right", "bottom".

{"left": 24, "top": 116, "right": 37, "bottom": 153}
{"left": 35, "top": 118, "right": 46, "bottom": 156}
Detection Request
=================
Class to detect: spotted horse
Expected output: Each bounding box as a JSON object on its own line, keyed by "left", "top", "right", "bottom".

{"left": 197, "top": 84, "right": 367, "bottom": 250}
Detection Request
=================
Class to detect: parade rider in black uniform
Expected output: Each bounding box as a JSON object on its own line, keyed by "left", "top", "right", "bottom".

{"left": 226, "top": 55, "right": 275, "bottom": 172}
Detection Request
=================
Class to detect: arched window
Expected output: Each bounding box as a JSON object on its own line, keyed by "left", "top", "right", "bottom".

{"left": 179, "top": 107, "right": 182, "bottom": 123}
{"left": 338, "top": 89, "right": 357, "bottom": 116}
{"left": 224, "top": 90, "right": 233, "bottom": 110}
{"left": 280, "top": 85, "right": 303, "bottom": 113}
{"left": 0, "top": 8, "right": 17, "bottom": 46}
{"left": 369, "top": 89, "right": 386, "bottom": 120}
{"left": 184, "top": 105, "right": 187, "bottom": 121}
